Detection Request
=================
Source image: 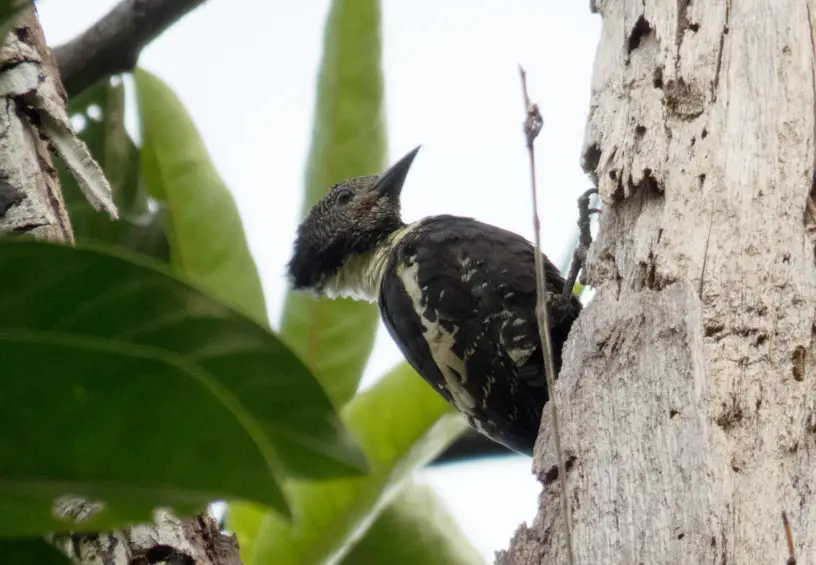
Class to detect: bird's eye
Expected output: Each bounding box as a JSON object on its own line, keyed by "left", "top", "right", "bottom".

{"left": 336, "top": 190, "right": 353, "bottom": 207}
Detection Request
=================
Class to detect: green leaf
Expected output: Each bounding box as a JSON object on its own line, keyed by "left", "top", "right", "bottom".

{"left": 135, "top": 68, "right": 268, "bottom": 326}
{"left": 0, "top": 240, "right": 367, "bottom": 537}
{"left": 59, "top": 78, "right": 170, "bottom": 262}
{"left": 0, "top": 539, "right": 71, "bottom": 565}
{"left": 0, "top": 0, "right": 30, "bottom": 40}
{"left": 342, "top": 483, "right": 485, "bottom": 565}
{"left": 228, "top": 363, "right": 466, "bottom": 565}
{"left": 280, "top": 0, "right": 387, "bottom": 407}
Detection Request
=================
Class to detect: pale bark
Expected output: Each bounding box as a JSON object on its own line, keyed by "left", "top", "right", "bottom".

{"left": 0, "top": 10, "right": 73, "bottom": 241}
{"left": 1, "top": 9, "right": 241, "bottom": 565}
{"left": 51, "top": 510, "right": 241, "bottom": 565}
{"left": 498, "top": 0, "right": 816, "bottom": 563}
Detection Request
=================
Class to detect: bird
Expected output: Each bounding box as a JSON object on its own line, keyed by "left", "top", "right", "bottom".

{"left": 287, "top": 146, "right": 583, "bottom": 456}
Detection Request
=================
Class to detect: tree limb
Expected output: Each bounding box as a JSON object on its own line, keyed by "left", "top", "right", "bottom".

{"left": 53, "top": 0, "right": 208, "bottom": 98}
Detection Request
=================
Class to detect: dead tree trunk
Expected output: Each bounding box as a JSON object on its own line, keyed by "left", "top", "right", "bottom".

{"left": 0, "top": 9, "right": 241, "bottom": 565}
{"left": 499, "top": 0, "right": 816, "bottom": 563}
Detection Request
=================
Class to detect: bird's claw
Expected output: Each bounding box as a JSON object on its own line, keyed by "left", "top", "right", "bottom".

{"left": 562, "top": 187, "right": 600, "bottom": 299}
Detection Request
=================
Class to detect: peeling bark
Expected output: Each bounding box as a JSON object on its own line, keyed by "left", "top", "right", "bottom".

{"left": 0, "top": 10, "right": 73, "bottom": 241}
{"left": 498, "top": 0, "right": 816, "bottom": 562}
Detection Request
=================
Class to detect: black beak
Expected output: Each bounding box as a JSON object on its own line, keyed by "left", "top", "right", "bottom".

{"left": 374, "top": 146, "right": 421, "bottom": 198}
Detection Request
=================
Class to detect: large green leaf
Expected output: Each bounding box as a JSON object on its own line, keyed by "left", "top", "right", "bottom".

{"left": 135, "top": 68, "right": 268, "bottom": 325}
{"left": 341, "top": 483, "right": 485, "bottom": 565}
{"left": 0, "top": 240, "right": 366, "bottom": 536}
{"left": 0, "top": 539, "right": 71, "bottom": 565}
{"left": 280, "top": 0, "right": 387, "bottom": 407}
{"left": 59, "top": 79, "right": 170, "bottom": 262}
{"left": 228, "top": 363, "right": 466, "bottom": 565}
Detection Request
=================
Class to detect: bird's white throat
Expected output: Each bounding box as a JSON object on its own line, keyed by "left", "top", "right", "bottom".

{"left": 322, "top": 223, "right": 418, "bottom": 303}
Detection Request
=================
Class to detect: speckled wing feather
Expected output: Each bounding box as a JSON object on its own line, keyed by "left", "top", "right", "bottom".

{"left": 378, "top": 215, "right": 582, "bottom": 455}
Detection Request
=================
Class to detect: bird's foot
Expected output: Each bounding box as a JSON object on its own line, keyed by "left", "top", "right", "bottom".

{"left": 561, "top": 187, "right": 600, "bottom": 302}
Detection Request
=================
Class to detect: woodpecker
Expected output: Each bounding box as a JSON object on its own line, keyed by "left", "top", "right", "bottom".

{"left": 287, "top": 147, "right": 583, "bottom": 456}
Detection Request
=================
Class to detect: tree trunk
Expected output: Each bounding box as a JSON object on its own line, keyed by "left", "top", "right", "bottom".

{"left": 1, "top": 9, "right": 242, "bottom": 565}
{"left": 0, "top": 10, "right": 73, "bottom": 241}
{"left": 498, "top": 0, "right": 816, "bottom": 563}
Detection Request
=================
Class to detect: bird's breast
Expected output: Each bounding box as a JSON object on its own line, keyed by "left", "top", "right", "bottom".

{"left": 321, "top": 224, "right": 419, "bottom": 302}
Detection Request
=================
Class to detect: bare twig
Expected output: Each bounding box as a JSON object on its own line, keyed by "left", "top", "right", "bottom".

{"left": 53, "top": 0, "right": 209, "bottom": 98}
{"left": 782, "top": 511, "right": 796, "bottom": 565}
{"left": 519, "top": 65, "right": 575, "bottom": 565}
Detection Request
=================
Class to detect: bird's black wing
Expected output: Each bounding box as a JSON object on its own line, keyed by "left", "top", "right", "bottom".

{"left": 378, "top": 216, "right": 581, "bottom": 455}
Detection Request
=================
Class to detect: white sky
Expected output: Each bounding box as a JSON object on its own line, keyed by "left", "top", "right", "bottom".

{"left": 39, "top": 1, "right": 601, "bottom": 561}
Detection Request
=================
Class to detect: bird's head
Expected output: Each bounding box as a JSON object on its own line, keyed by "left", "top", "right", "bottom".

{"left": 287, "top": 146, "right": 420, "bottom": 292}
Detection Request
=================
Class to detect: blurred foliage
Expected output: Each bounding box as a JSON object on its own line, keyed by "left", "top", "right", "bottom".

{"left": 135, "top": 68, "right": 269, "bottom": 326}
{"left": 3, "top": 0, "right": 486, "bottom": 562}
{"left": 229, "top": 364, "right": 466, "bottom": 565}
{"left": 0, "top": 538, "right": 72, "bottom": 565}
{"left": 342, "top": 482, "right": 485, "bottom": 565}
{"left": 279, "top": 0, "right": 386, "bottom": 408}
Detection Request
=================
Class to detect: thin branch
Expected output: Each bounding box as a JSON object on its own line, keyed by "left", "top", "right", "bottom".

{"left": 53, "top": 0, "right": 209, "bottom": 98}
{"left": 519, "top": 66, "right": 575, "bottom": 565}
